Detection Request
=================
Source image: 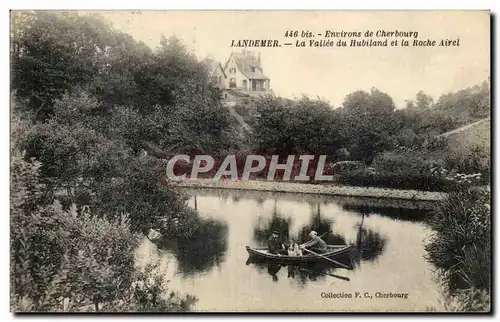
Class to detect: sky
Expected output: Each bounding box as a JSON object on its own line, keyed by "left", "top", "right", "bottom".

{"left": 101, "top": 11, "right": 490, "bottom": 108}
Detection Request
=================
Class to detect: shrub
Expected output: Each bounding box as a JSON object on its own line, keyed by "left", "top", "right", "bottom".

{"left": 371, "top": 151, "right": 441, "bottom": 176}
{"left": 444, "top": 145, "right": 490, "bottom": 185}
{"left": 425, "top": 187, "right": 491, "bottom": 293}
{"left": 105, "top": 261, "right": 197, "bottom": 312}
{"left": 11, "top": 153, "right": 195, "bottom": 312}
{"left": 330, "top": 161, "right": 366, "bottom": 176}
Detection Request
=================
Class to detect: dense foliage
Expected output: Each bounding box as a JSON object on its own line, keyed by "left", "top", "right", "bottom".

{"left": 425, "top": 187, "right": 491, "bottom": 312}
{"left": 241, "top": 80, "right": 490, "bottom": 189}
{"left": 10, "top": 10, "right": 490, "bottom": 312}
{"left": 11, "top": 11, "right": 235, "bottom": 236}
{"left": 12, "top": 12, "right": 234, "bottom": 154}
{"left": 10, "top": 11, "right": 236, "bottom": 312}
{"left": 11, "top": 151, "right": 196, "bottom": 312}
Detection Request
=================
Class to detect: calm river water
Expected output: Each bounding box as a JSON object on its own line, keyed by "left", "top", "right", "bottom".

{"left": 136, "top": 188, "right": 442, "bottom": 312}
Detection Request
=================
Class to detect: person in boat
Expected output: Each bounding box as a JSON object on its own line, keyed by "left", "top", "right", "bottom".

{"left": 300, "top": 230, "right": 328, "bottom": 254}
{"left": 287, "top": 240, "right": 303, "bottom": 256}
{"left": 268, "top": 230, "right": 287, "bottom": 255}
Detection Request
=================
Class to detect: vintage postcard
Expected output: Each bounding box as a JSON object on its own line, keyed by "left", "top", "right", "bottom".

{"left": 10, "top": 10, "right": 491, "bottom": 313}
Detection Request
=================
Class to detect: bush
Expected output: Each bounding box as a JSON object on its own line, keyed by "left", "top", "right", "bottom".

{"left": 329, "top": 161, "right": 366, "bottom": 176}
{"left": 371, "top": 151, "right": 441, "bottom": 176}
{"left": 444, "top": 145, "right": 490, "bottom": 185}
{"left": 251, "top": 96, "right": 343, "bottom": 156}
{"left": 425, "top": 187, "right": 491, "bottom": 297}
{"left": 11, "top": 153, "right": 195, "bottom": 312}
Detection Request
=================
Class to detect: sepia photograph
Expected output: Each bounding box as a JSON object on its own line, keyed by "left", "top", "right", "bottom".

{"left": 9, "top": 10, "right": 491, "bottom": 313}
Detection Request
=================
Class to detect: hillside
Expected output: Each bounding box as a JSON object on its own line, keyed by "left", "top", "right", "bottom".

{"left": 438, "top": 118, "right": 491, "bottom": 153}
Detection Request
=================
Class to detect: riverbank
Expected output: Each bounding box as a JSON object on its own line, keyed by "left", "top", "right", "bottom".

{"left": 175, "top": 179, "right": 447, "bottom": 202}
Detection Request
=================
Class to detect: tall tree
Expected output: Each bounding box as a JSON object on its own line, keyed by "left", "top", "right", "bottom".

{"left": 11, "top": 12, "right": 112, "bottom": 119}
{"left": 415, "top": 90, "right": 434, "bottom": 109}
{"left": 340, "top": 88, "right": 397, "bottom": 164}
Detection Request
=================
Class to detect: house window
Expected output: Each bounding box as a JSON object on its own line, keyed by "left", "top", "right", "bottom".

{"left": 229, "top": 68, "right": 236, "bottom": 74}
{"left": 242, "top": 80, "right": 247, "bottom": 88}
{"left": 251, "top": 67, "right": 256, "bottom": 72}
{"left": 229, "top": 78, "right": 236, "bottom": 88}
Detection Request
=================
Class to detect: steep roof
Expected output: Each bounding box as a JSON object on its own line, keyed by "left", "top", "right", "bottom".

{"left": 224, "top": 52, "right": 269, "bottom": 80}
{"left": 205, "top": 60, "right": 227, "bottom": 78}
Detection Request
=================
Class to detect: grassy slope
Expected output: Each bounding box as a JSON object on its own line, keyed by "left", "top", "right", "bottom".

{"left": 439, "top": 118, "right": 490, "bottom": 153}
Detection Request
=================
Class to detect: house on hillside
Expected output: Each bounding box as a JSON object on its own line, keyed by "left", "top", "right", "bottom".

{"left": 209, "top": 50, "right": 273, "bottom": 98}
{"left": 208, "top": 62, "right": 227, "bottom": 90}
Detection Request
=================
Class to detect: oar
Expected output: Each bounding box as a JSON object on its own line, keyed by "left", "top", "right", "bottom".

{"left": 301, "top": 247, "right": 351, "bottom": 269}
{"left": 296, "top": 230, "right": 330, "bottom": 244}
{"left": 299, "top": 267, "right": 350, "bottom": 282}
{"left": 319, "top": 230, "right": 332, "bottom": 238}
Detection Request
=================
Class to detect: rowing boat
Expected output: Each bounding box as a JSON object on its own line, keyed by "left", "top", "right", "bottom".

{"left": 245, "top": 244, "right": 354, "bottom": 264}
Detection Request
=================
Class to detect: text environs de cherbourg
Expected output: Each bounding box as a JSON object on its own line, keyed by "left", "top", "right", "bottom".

{"left": 321, "top": 292, "right": 409, "bottom": 300}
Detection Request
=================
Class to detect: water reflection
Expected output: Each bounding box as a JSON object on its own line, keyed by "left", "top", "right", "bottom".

{"left": 140, "top": 188, "right": 441, "bottom": 311}
{"left": 247, "top": 260, "right": 351, "bottom": 285}
{"left": 252, "top": 201, "right": 350, "bottom": 248}
{"left": 249, "top": 201, "right": 389, "bottom": 283}
{"left": 178, "top": 187, "right": 438, "bottom": 213}
{"left": 156, "top": 217, "right": 228, "bottom": 276}
{"left": 296, "top": 203, "right": 346, "bottom": 246}
{"left": 160, "top": 194, "right": 389, "bottom": 277}
{"left": 253, "top": 199, "right": 292, "bottom": 246}
{"left": 352, "top": 213, "right": 388, "bottom": 265}
{"left": 268, "top": 263, "right": 281, "bottom": 282}
{"left": 355, "top": 227, "right": 388, "bottom": 262}
{"left": 342, "top": 204, "right": 432, "bottom": 222}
